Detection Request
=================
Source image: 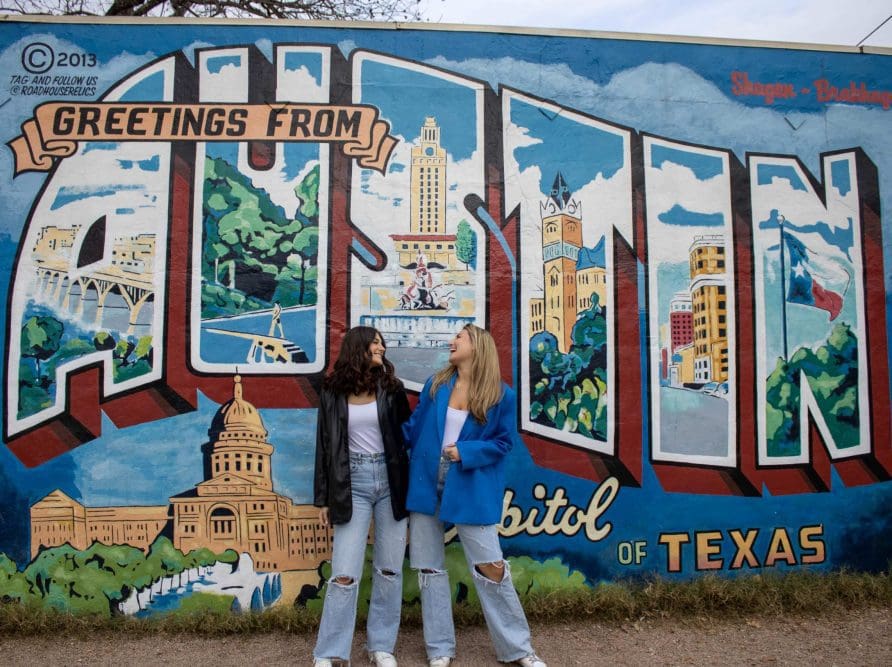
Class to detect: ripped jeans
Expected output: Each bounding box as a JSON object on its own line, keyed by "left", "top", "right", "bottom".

{"left": 409, "top": 457, "right": 533, "bottom": 662}
{"left": 314, "top": 453, "right": 407, "bottom": 661}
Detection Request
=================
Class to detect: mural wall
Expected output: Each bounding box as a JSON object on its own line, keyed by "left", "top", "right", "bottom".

{"left": 1, "top": 17, "right": 890, "bottom": 616}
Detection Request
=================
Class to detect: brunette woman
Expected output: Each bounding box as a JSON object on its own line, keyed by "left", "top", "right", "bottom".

{"left": 313, "top": 327, "right": 411, "bottom": 667}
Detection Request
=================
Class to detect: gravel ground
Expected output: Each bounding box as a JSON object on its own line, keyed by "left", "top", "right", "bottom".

{"left": 2, "top": 605, "right": 890, "bottom": 666}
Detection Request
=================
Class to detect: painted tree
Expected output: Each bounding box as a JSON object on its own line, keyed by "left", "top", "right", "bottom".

{"left": 765, "top": 321, "right": 859, "bottom": 456}
{"left": 283, "top": 225, "right": 320, "bottom": 305}
{"left": 93, "top": 331, "right": 116, "bottom": 352}
{"left": 20, "top": 315, "right": 63, "bottom": 379}
{"left": 0, "top": 553, "right": 31, "bottom": 602}
{"left": 81, "top": 541, "right": 147, "bottom": 612}
{"left": 455, "top": 219, "right": 477, "bottom": 270}
{"left": 202, "top": 157, "right": 320, "bottom": 315}
{"left": 147, "top": 535, "right": 186, "bottom": 590}
{"left": 528, "top": 297, "right": 608, "bottom": 439}
{"left": 24, "top": 543, "right": 83, "bottom": 608}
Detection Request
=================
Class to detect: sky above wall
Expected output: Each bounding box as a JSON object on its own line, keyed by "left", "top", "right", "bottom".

{"left": 427, "top": 0, "right": 892, "bottom": 48}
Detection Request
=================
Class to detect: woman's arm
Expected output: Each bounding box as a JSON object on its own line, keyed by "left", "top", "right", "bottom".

{"left": 393, "top": 384, "right": 412, "bottom": 427}
{"left": 313, "top": 389, "right": 331, "bottom": 508}
{"left": 402, "top": 377, "right": 433, "bottom": 447}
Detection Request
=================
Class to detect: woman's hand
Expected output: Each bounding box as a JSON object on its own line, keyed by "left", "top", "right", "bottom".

{"left": 319, "top": 506, "right": 330, "bottom": 527}
{"left": 444, "top": 444, "right": 461, "bottom": 462}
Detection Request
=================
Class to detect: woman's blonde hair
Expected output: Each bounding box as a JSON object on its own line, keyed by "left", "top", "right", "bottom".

{"left": 429, "top": 324, "right": 503, "bottom": 423}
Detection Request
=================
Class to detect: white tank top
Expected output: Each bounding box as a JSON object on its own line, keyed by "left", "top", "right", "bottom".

{"left": 347, "top": 400, "right": 385, "bottom": 454}
{"left": 442, "top": 406, "right": 468, "bottom": 451}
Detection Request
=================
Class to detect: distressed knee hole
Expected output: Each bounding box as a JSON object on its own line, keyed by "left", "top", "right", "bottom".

{"left": 376, "top": 568, "right": 398, "bottom": 579}
{"left": 331, "top": 575, "right": 355, "bottom": 586}
{"left": 474, "top": 560, "right": 506, "bottom": 583}
{"left": 416, "top": 568, "right": 448, "bottom": 588}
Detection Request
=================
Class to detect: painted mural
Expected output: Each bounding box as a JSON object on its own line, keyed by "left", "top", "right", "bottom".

{"left": 0, "top": 17, "right": 891, "bottom": 616}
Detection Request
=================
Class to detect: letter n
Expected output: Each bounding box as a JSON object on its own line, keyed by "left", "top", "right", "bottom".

{"left": 744, "top": 150, "right": 892, "bottom": 493}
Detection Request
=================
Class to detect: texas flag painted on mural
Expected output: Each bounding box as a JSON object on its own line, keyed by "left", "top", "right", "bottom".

{"left": 783, "top": 231, "right": 844, "bottom": 321}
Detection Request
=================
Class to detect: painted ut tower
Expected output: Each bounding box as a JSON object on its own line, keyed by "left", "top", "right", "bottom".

{"left": 541, "top": 172, "right": 582, "bottom": 353}
{"left": 410, "top": 117, "right": 447, "bottom": 235}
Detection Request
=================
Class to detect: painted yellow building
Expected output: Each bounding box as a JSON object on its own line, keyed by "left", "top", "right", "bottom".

{"left": 689, "top": 235, "right": 728, "bottom": 383}
{"left": 32, "top": 224, "right": 80, "bottom": 263}
{"left": 30, "top": 491, "right": 169, "bottom": 558}
{"left": 30, "top": 376, "right": 332, "bottom": 571}
{"left": 669, "top": 342, "right": 696, "bottom": 386}
{"left": 30, "top": 490, "right": 89, "bottom": 555}
{"left": 577, "top": 264, "right": 607, "bottom": 311}
{"left": 111, "top": 234, "right": 156, "bottom": 274}
{"left": 410, "top": 116, "right": 447, "bottom": 235}
{"left": 529, "top": 298, "right": 545, "bottom": 336}
{"left": 540, "top": 173, "right": 582, "bottom": 353}
{"left": 391, "top": 234, "right": 456, "bottom": 270}
{"left": 393, "top": 117, "right": 459, "bottom": 272}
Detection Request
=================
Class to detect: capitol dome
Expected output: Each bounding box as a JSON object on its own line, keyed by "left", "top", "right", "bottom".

{"left": 208, "top": 375, "right": 268, "bottom": 441}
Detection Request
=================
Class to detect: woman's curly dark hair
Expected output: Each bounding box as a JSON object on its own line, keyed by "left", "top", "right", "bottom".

{"left": 323, "top": 326, "right": 402, "bottom": 395}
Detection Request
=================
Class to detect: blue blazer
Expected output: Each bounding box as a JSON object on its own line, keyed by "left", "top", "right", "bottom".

{"left": 403, "top": 375, "right": 516, "bottom": 525}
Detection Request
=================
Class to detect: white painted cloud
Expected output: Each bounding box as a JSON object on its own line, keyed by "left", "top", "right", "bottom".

{"left": 426, "top": 53, "right": 892, "bottom": 244}
{"left": 278, "top": 65, "right": 326, "bottom": 103}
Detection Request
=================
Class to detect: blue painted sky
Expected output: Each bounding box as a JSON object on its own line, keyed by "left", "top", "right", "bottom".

{"left": 830, "top": 159, "right": 852, "bottom": 197}
{"left": 50, "top": 392, "right": 318, "bottom": 507}
{"left": 511, "top": 97, "right": 624, "bottom": 196}
{"left": 50, "top": 184, "right": 144, "bottom": 210}
{"left": 283, "top": 51, "right": 322, "bottom": 84}
{"left": 577, "top": 236, "right": 605, "bottom": 269}
{"left": 118, "top": 156, "right": 160, "bottom": 171}
{"left": 651, "top": 144, "right": 724, "bottom": 180}
{"left": 358, "top": 59, "right": 478, "bottom": 160}
{"left": 83, "top": 143, "right": 121, "bottom": 154}
{"left": 206, "top": 55, "right": 241, "bottom": 74}
{"left": 658, "top": 203, "right": 724, "bottom": 227}
{"left": 117, "top": 70, "right": 166, "bottom": 102}
{"left": 4, "top": 20, "right": 889, "bottom": 113}
{"left": 758, "top": 208, "right": 854, "bottom": 260}
{"left": 757, "top": 164, "right": 807, "bottom": 191}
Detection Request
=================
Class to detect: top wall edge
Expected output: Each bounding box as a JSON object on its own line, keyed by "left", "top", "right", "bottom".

{"left": 2, "top": 14, "right": 890, "bottom": 56}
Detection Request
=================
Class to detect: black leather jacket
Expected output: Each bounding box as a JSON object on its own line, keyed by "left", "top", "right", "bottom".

{"left": 313, "top": 383, "right": 411, "bottom": 525}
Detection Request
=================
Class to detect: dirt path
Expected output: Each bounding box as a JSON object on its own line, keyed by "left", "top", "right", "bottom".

{"left": 3, "top": 605, "right": 889, "bottom": 666}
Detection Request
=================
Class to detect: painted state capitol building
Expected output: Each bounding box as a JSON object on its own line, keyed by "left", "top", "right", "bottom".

{"left": 30, "top": 376, "right": 332, "bottom": 571}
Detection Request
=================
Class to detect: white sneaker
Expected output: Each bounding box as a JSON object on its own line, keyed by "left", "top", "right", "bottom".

{"left": 428, "top": 658, "right": 452, "bottom": 667}
{"left": 516, "top": 655, "right": 546, "bottom": 667}
{"left": 313, "top": 660, "right": 333, "bottom": 667}
{"left": 369, "top": 652, "right": 397, "bottom": 667}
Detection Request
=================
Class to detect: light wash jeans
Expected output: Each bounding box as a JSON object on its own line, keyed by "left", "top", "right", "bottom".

{"left": 314, "top": 452, "right": 407, "bottom": 661}
{"left": 409, "top": 457, "right": 534, "bottom": 662}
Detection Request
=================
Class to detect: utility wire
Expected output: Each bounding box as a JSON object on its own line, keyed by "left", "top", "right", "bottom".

{"left": 856, "top": 13, "right": 892, "bottom": 47}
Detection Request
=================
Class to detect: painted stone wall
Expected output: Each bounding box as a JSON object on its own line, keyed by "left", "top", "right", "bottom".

{"left": 1, "top": 17, "right": 890, "bottom": 616}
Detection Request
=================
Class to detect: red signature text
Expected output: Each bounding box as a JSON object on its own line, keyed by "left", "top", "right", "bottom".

{"left": 731, "top": 71, "right": 796, "bottom": 104}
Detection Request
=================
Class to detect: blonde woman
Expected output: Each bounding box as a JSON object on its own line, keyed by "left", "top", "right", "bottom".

{"left": 403, "top": 325, "right": 546, "bottom": 667}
